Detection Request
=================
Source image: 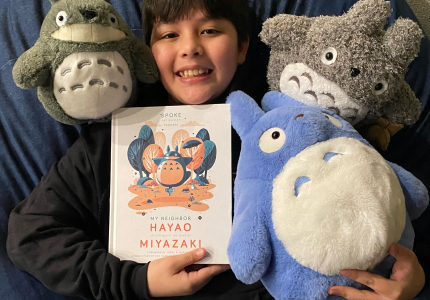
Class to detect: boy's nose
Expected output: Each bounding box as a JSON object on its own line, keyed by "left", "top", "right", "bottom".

{"left": 181, "top": 36, "right": 204, "bottom": 58}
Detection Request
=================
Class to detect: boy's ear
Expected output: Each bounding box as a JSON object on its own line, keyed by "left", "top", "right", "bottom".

{"left": 237, "top": 37, "right": 250, "bottom": 65}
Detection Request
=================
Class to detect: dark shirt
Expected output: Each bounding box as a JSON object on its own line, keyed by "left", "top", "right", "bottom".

{"left": 6, "top": 79, "right": 274, "bottom": 300}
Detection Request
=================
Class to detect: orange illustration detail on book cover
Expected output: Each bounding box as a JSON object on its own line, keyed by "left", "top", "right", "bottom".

{"left": 127, "top": 126, "right": 217, "bottom": 215}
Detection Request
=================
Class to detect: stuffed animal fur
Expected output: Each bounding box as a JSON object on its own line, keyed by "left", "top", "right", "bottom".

{"left": 12, "top": 0, "right": 158, "bottom": 125}
{"left": 260, "top": 0, "right": 423, "bottom": 127}
{"left": 226, "top": 90, "right": 429, "bottom": 300}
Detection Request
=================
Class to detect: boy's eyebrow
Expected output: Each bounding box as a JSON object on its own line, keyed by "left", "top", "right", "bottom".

{"left": 157, "top": 14, "right": 216, "bottom": 26}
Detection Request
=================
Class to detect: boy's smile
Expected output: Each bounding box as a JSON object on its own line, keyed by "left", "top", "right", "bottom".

{"left": 176, "top": 65, "right": 212, "bottom": 81}
{"left": 150, "top": 10, "right": 248, "bottom": 105}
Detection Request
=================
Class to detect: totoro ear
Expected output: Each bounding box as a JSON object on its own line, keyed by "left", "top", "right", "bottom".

{"left": 383, "top": 18, "right": 423, "bottom": 67}
{"left": 382, "top": 80, "right": 421, "bottom": 125}
{"left": 49, "top": 0, "right": 111, "bottom": 3}
{"left": 48, "top": 0, "right": 111, "bottom": 3}
{"left": 174, "top": 145, "right": 178, "bottom": 152}
{"left": 226, "top": 91, "right": 264, "bottom": 138}
{"left": 343, "top": 0, "right": 390, "bottom": 35}
{"left": 260, "top": 14, "right": 312, "bottom": 51}
{"left": 166, "top": 145, "right": 170, "bottom": 152}
{"left": 261, "top": 91, "right": 305, "bottom": 112}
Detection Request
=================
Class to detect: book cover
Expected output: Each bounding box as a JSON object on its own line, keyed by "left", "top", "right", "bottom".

{"left": 109, "top": 104, "right": 231, "bottom": 264}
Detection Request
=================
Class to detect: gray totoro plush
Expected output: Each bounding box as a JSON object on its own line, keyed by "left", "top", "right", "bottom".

{"left": 12, "top": 0, "right": 158, "bottom": 125}
{"left": 260, "top": 0, "right": 423, "bottom": 126}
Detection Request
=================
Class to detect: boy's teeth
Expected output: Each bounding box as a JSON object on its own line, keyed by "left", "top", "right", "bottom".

{"left": 180, "top": 69, "right": 208, "bottom": 77}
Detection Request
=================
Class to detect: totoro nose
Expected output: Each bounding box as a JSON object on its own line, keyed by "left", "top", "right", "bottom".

{"left": 81, "top": 10, "right": 98, "bottom": 20}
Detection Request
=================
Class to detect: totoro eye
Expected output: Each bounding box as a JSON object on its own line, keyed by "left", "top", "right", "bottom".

{"left": 321, "top": 47, "right": 337, "bottom": 65}
{"left": 259, "top": 127, "right": 286, "bottom": 153}
{"left": 323, "top": 113, "right": 343, "bottom": 128}
{"left": 56, "top": 11, "right": 68, "bottom": 27}
{"left": 372, "top": 80, "right": 388, "bottom": 95}
{"left": 108, "top": 13, "right": 119, "bottom": 28}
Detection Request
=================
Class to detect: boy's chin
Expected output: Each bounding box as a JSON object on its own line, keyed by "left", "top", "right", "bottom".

{"left": 171, "top": 95, "right": 215, "bottom": 106}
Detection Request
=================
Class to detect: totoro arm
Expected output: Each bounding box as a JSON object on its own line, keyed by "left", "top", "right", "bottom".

{"left": 131, "top": 38, "right": 158, "bottom": 84}
{"left": 382, "top": 81, "right": 422, "bottom": 125}
{"left": 228, "top": 179, "right": 272, "bottom": 284}
{"left": 12, "top": 41, "right": 53, "bottom": 90}
{"left": 387, "top": 161, "right": 429, "bottom": 220}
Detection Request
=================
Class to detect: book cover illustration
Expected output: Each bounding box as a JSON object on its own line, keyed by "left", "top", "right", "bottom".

{"left": 128, "top": 127, "right": 216, "bottom": 211}
{"left": 110, "top": 104, "right": 231, "bottom": 264}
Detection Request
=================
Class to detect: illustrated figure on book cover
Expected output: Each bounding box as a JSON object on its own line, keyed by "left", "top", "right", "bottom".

{"left": 126, "top": 125, "right": 219, "bottom": 214}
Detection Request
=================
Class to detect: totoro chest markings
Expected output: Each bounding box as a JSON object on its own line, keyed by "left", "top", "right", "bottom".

{"left": 54, "top": 51, "right": 131, "bottom": 94}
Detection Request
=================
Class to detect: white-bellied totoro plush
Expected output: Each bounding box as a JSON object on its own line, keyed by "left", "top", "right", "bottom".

{"left": 226, "top": 90, "right": 429, "bottom": 300}
{"left": 260, "top": 0, "right": 422, "bottom": 127}
{"left": 12, "top": 0, "right": 158, "bottom": 125}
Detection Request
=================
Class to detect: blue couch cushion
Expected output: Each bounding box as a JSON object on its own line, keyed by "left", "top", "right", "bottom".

{"left": 0, "top": 0, "right": 428, "bottom": 299}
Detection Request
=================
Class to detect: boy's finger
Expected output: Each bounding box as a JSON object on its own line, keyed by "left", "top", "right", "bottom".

{"left": 328, "top": 286, "right": 378, "bottom": 300}
{"left": 339, "top": 269, "right": 392, "bottom": 294}
{"left": 202, "top": 264, "right": 231, "bottom": 275}
{"left": 169, "top": 248, "right": 206, "bottom": 271}
{"left": 184, "top": 264, "right": 231, "bottom": 292}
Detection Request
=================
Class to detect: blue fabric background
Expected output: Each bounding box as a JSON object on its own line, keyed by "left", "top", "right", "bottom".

{"left": 0, "top": 0, "right": 428, "bottom": 299}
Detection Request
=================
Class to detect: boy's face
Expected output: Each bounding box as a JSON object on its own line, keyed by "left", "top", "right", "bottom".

{"left": 150, "top": 9, "right": 248, "bottom": 105}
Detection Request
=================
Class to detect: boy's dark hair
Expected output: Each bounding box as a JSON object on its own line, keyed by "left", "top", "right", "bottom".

{"left": 142, "top": 0, "right": 251, "bottom": 46}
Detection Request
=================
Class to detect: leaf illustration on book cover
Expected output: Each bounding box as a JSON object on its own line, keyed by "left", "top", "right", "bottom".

{"left": 143, "top": 144, "right": 164, "bottom": 182}
{"left": 128, "top": 139, "right": 149, "bottom": 178}
{"left": 139, "top": 125, "right": 155, "bottom": 142}
{"left": 128, "top": 125, "right": 155, "bottom": 178}
{"left": 195, "top": 140, "right": 217, "bottom": 179}
{"left": 171, "top": 129, "right": 189, "bottom": 149}
{"left": 196, "top": 128, "right": 210, "bottom": 141}
{"left": 180, "top": 137, "right": 205, "bottom": 183}
{"left": 154, "top": 132, "right": 166, "bottom": 150}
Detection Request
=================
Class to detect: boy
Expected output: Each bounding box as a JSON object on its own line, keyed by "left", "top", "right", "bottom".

{"left": 7, "top": 0, "right": 272, "bottom": 299}
{"left": 6, "top": 0, "right": 426, "bottom": 299}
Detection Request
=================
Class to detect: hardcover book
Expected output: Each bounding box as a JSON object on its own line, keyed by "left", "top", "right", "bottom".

{"left": 109, "top": 104, "right": 232, "bottom": 264}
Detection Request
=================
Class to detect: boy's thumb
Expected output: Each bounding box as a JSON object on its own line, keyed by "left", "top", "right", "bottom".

{"left": 388, "top": 243, "right": 412, "bottom": 261}
{"left": 172, "top": 248, "right": 206, "bottom": 270}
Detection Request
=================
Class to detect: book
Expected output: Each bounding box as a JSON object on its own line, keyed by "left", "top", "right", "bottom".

{"left": 109, "top": 104, "right": 232, "bottom": 264}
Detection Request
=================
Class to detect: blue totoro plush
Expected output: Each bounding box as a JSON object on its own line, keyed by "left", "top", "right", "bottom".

{"left": 226, "top": 91, "right": 429, "bottom": 300}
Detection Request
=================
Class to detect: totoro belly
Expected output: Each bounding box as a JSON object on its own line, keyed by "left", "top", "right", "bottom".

{"left": 53, "top": 52, "right": 132, "bottom": 120}
{"left": 156, "top": 160, "right": 185, "bottom": 186}
{"left": 272, "top": 137, "right": 406, "bottom": 275}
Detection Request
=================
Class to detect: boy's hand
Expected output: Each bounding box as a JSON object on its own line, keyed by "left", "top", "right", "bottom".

{"left": 328, "top": 243, "right": 425, "bottom": 300}
{"left": 147, "top": 248, "right": 230, "bottom": 297}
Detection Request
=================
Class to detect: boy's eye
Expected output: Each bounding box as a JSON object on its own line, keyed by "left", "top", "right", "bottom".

{"left": 161, "top": 33, "right": 178, "bottom": 39}
{"left": 201, "top": 29, "right": 219, "bottom": 34}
